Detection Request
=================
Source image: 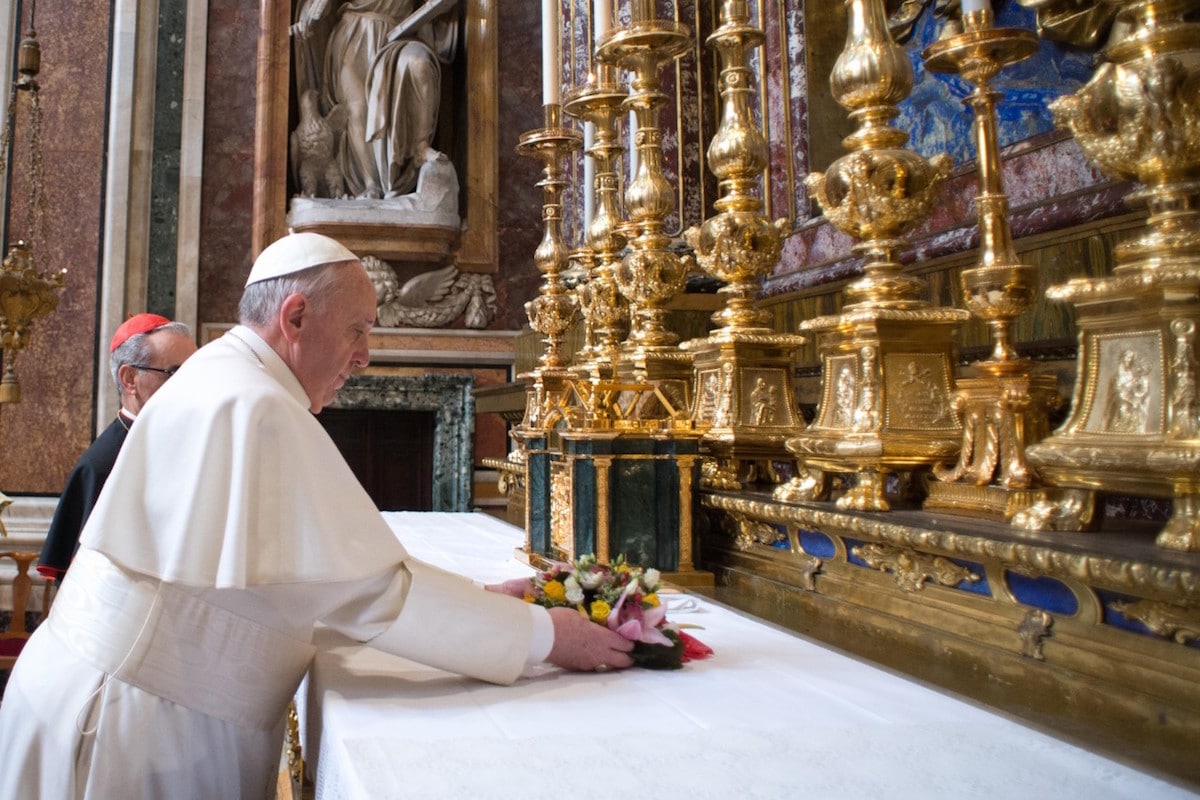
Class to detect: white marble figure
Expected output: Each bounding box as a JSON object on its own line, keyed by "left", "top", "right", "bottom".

{"left": 291, "top": 0, "right": 460, "bottom": 201}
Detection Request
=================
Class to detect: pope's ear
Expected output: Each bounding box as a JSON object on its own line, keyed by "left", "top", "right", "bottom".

{"left": 279, "top": 292, "right": 308, "bottom": 341}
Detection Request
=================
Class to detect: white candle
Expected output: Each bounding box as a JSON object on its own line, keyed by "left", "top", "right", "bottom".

{"left": 584, "top": 121, "right": 596, "bottom": 224}
{"left": 628, "top": 110, "right": 639, "bottom": 183}
{"left": 542, "top": 0, "right": 561, "bottom": 105}
{"left": 960, "top": 0, "right": 990, "bottom": 14}
{"left": 594, "top": 0, "right": 612, "bottom": 41}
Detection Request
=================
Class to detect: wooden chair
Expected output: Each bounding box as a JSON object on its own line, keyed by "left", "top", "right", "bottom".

{"left": 0, "top": 551, "right": 52, "bottom": 670}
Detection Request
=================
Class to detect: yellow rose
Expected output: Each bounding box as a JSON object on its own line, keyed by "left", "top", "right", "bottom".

{"left": 590, "top": 599, "right": 611, "bottom": 623}
{"left": 643, "top": 593, "right": 660, "bottom": 607}
{"left": 543, "top": 580, "right": 567, "bottom": 601}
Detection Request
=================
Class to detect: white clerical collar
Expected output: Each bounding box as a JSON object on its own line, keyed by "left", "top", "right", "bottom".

{"left": 223, "top": 325, "right": 312, "bottom": 411}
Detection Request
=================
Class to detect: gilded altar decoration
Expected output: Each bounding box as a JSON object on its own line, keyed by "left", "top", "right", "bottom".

{"left": 921, "top": 6, "right": 1065, "bottom": 520}
{"left": 851, "top": 542, "right": 981, "bottom": 592}
{"left": 783, "top": 0, "right": 967, "bottom": 511}
{"left": 1016, "top": 0, "right": 1200, "bottom": 551}
{"left": 1017, "top": 609, "right": 1054, "bottom": 660}
{"left": 1109, "top": 598, "right": 1200, "bottom": 646}
{"left": 596, "top": 0, "right": 695, "bottom": 417}
{"left": 679, "top": 0, "right": 806, "bottom": 491}
{"left": 0, "top": 12, "right": 65, "bottom": 403}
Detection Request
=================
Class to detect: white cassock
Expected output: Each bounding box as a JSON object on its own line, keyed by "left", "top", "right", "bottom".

{"left": 0, "top": 326, "right": 540, "bottom": 799}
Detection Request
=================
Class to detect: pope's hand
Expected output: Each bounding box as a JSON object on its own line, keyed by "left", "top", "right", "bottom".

{"left": 544, "top": 607, "right": 634, "bottom": 672}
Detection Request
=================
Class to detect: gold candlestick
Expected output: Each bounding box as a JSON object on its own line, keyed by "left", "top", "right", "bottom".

{"left": 598, "top": 9, "right": 695, "bottom": 420}
{"left": 681, "top": 0, "right": 805, "bottom": 490}
{"left": 563, "top": 64, "right": 630, "bottom": 382}
{"left": 1015, "top": 0, "right": 1200, "bottom": 551}
{"left": 921, "top": 9, "right": 1064, "bottom": 520}
{"left": 783, "top": 0, "right": 967, "bottom": 511}
{"left": 511, "top": 104, "right": 584, "bottom": 447}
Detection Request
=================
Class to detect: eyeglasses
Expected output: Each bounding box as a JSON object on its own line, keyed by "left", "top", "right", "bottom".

{"left": 131, "top": 364, "right": 182, "bottom": 378}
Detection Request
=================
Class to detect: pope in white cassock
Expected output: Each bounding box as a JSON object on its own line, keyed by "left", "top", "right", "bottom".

{"left": 0, "top": 232, "right": 634, "bottom": 799}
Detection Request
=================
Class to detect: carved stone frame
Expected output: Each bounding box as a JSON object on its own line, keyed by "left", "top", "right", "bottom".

{"left": 252, "top": 0, "right": 498, "bottom": 273}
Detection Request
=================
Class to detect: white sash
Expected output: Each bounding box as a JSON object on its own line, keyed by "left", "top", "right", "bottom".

{"left": 48, "top": 548, "right": 316, "bottom": 731}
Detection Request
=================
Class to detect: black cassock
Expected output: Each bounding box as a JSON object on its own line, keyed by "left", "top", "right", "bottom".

{"left": 37, "top": 415, "right": 129, "bottom": 581}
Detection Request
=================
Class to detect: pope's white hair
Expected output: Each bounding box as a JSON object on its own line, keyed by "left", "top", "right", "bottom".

{"left": 238, "top": 260, "right": 358, "bottom": 326}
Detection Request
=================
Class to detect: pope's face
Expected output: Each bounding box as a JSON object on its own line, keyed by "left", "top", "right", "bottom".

{"left": 292, "top": 265, "right": 376, "bottom": 413}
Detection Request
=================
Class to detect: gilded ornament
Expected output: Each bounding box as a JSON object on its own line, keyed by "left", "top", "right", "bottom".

{"left": 1108, "top": 598, "right": 1200, "bottom": 646}
{"left": 921, "top": 8, "right": 1064, "bottom": 521}
{"left": 852, "top": 542, "right": 981, "bottom": 592}
{"left": 1019, "top": 0, "right": 1200, "bottom": 551}
{"left": 785, "top": 0, "right": 966, "bottom": 510}
{"left": 1017, "top": 609, "right": 1054, "bottom": 660}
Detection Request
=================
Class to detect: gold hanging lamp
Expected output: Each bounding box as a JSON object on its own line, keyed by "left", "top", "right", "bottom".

{"left": 0, "top": 0, "right": 66, "bottom": 404}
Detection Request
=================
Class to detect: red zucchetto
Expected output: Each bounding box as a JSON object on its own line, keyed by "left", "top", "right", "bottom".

{"left": 110, "top": 313, "right": 172, "bottom": 353}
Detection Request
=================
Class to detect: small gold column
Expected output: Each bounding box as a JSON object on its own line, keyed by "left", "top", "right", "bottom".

{"left": 681, "top": 0, "right": 805, "bottom": 490}
{"left": 1015, "top": 0, "right": 1200, "bottom": 551}
{"left": 921, "top": 9, "right": 1064, "bottom": 520}
{"left": 784, "top": 0, "right": 967, "bottom": 511}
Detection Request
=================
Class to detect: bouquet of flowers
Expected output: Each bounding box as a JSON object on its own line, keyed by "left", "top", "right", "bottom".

{"left": 523, "top": 554, "right": 712, "bottom": 670}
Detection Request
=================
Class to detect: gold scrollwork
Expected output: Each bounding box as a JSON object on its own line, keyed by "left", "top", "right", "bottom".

{"left": 852, "top": 542, "right": 981, "bottom": 592}
{"left": 731, "top": 513, "right": 786, "bottom": 552}
{"left": 1109, "top": 598, "right": 1200, "bottom": 646}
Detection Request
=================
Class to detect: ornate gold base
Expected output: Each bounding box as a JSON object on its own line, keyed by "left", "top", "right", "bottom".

{"left": 924, "top": 367, "right": 1062, "bottom": 521}
{"left": 787, "top": 307, "right": 967, "bottom": 510}
{"left": 685, "top": 331, "right": 807, "bottom": 489}
{"left": 1023, "top": 274, "right": 1200, "bottom": 551}
{"left": 614, "top": 346, "right": 695, "bottom": 423}
{"left": 925, "top": 481, "right": 1053, "bottom": 522}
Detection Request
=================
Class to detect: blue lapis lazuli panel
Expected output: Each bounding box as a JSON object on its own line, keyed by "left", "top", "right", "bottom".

{"left": 1006, "top": 572, "right": 1079, "bottom": 615}
{"left": 798, "top": 530, "right": 837, "bottom": 558}
{"left": 897, "top": 3, "right": 1096, "bottom": 165}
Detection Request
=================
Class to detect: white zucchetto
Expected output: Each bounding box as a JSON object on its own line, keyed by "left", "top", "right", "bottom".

{"left": 245, "top": 231, "right": 360, "bottom": 286}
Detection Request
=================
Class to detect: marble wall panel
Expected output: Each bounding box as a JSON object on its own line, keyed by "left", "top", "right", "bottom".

{"left": 199, "top": 1, "right": 262, "bottom": 323}
{"left": 496, "top": 1, "right": 548, "bottom": 330}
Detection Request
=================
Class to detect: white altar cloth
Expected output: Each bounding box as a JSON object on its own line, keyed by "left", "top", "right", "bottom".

{"left": 300, "top": 512, "right": 1192, "bottom": 800}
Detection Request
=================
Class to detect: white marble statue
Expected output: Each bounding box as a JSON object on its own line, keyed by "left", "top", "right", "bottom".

{"left": 291, "top": 0, "right": 460, "bottom": 201}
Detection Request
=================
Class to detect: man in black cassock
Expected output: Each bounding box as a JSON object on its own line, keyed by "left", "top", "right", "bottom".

{"left": 36, "top": 314, "right": 197, "bottom": 581}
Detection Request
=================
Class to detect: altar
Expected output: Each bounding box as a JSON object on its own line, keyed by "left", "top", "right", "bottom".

{"left": 297, "top": 512, "right": 1190, "bottom": 799}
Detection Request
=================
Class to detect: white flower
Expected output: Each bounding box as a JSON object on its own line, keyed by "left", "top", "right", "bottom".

{"left": 564, "top": 574, "right": 585, "bottom": 604}
{"left": 642, "top": 568, "right": 661, "bottom": 590}
{"left": 578, "top": 569, "right": 605, "bottom": 590}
